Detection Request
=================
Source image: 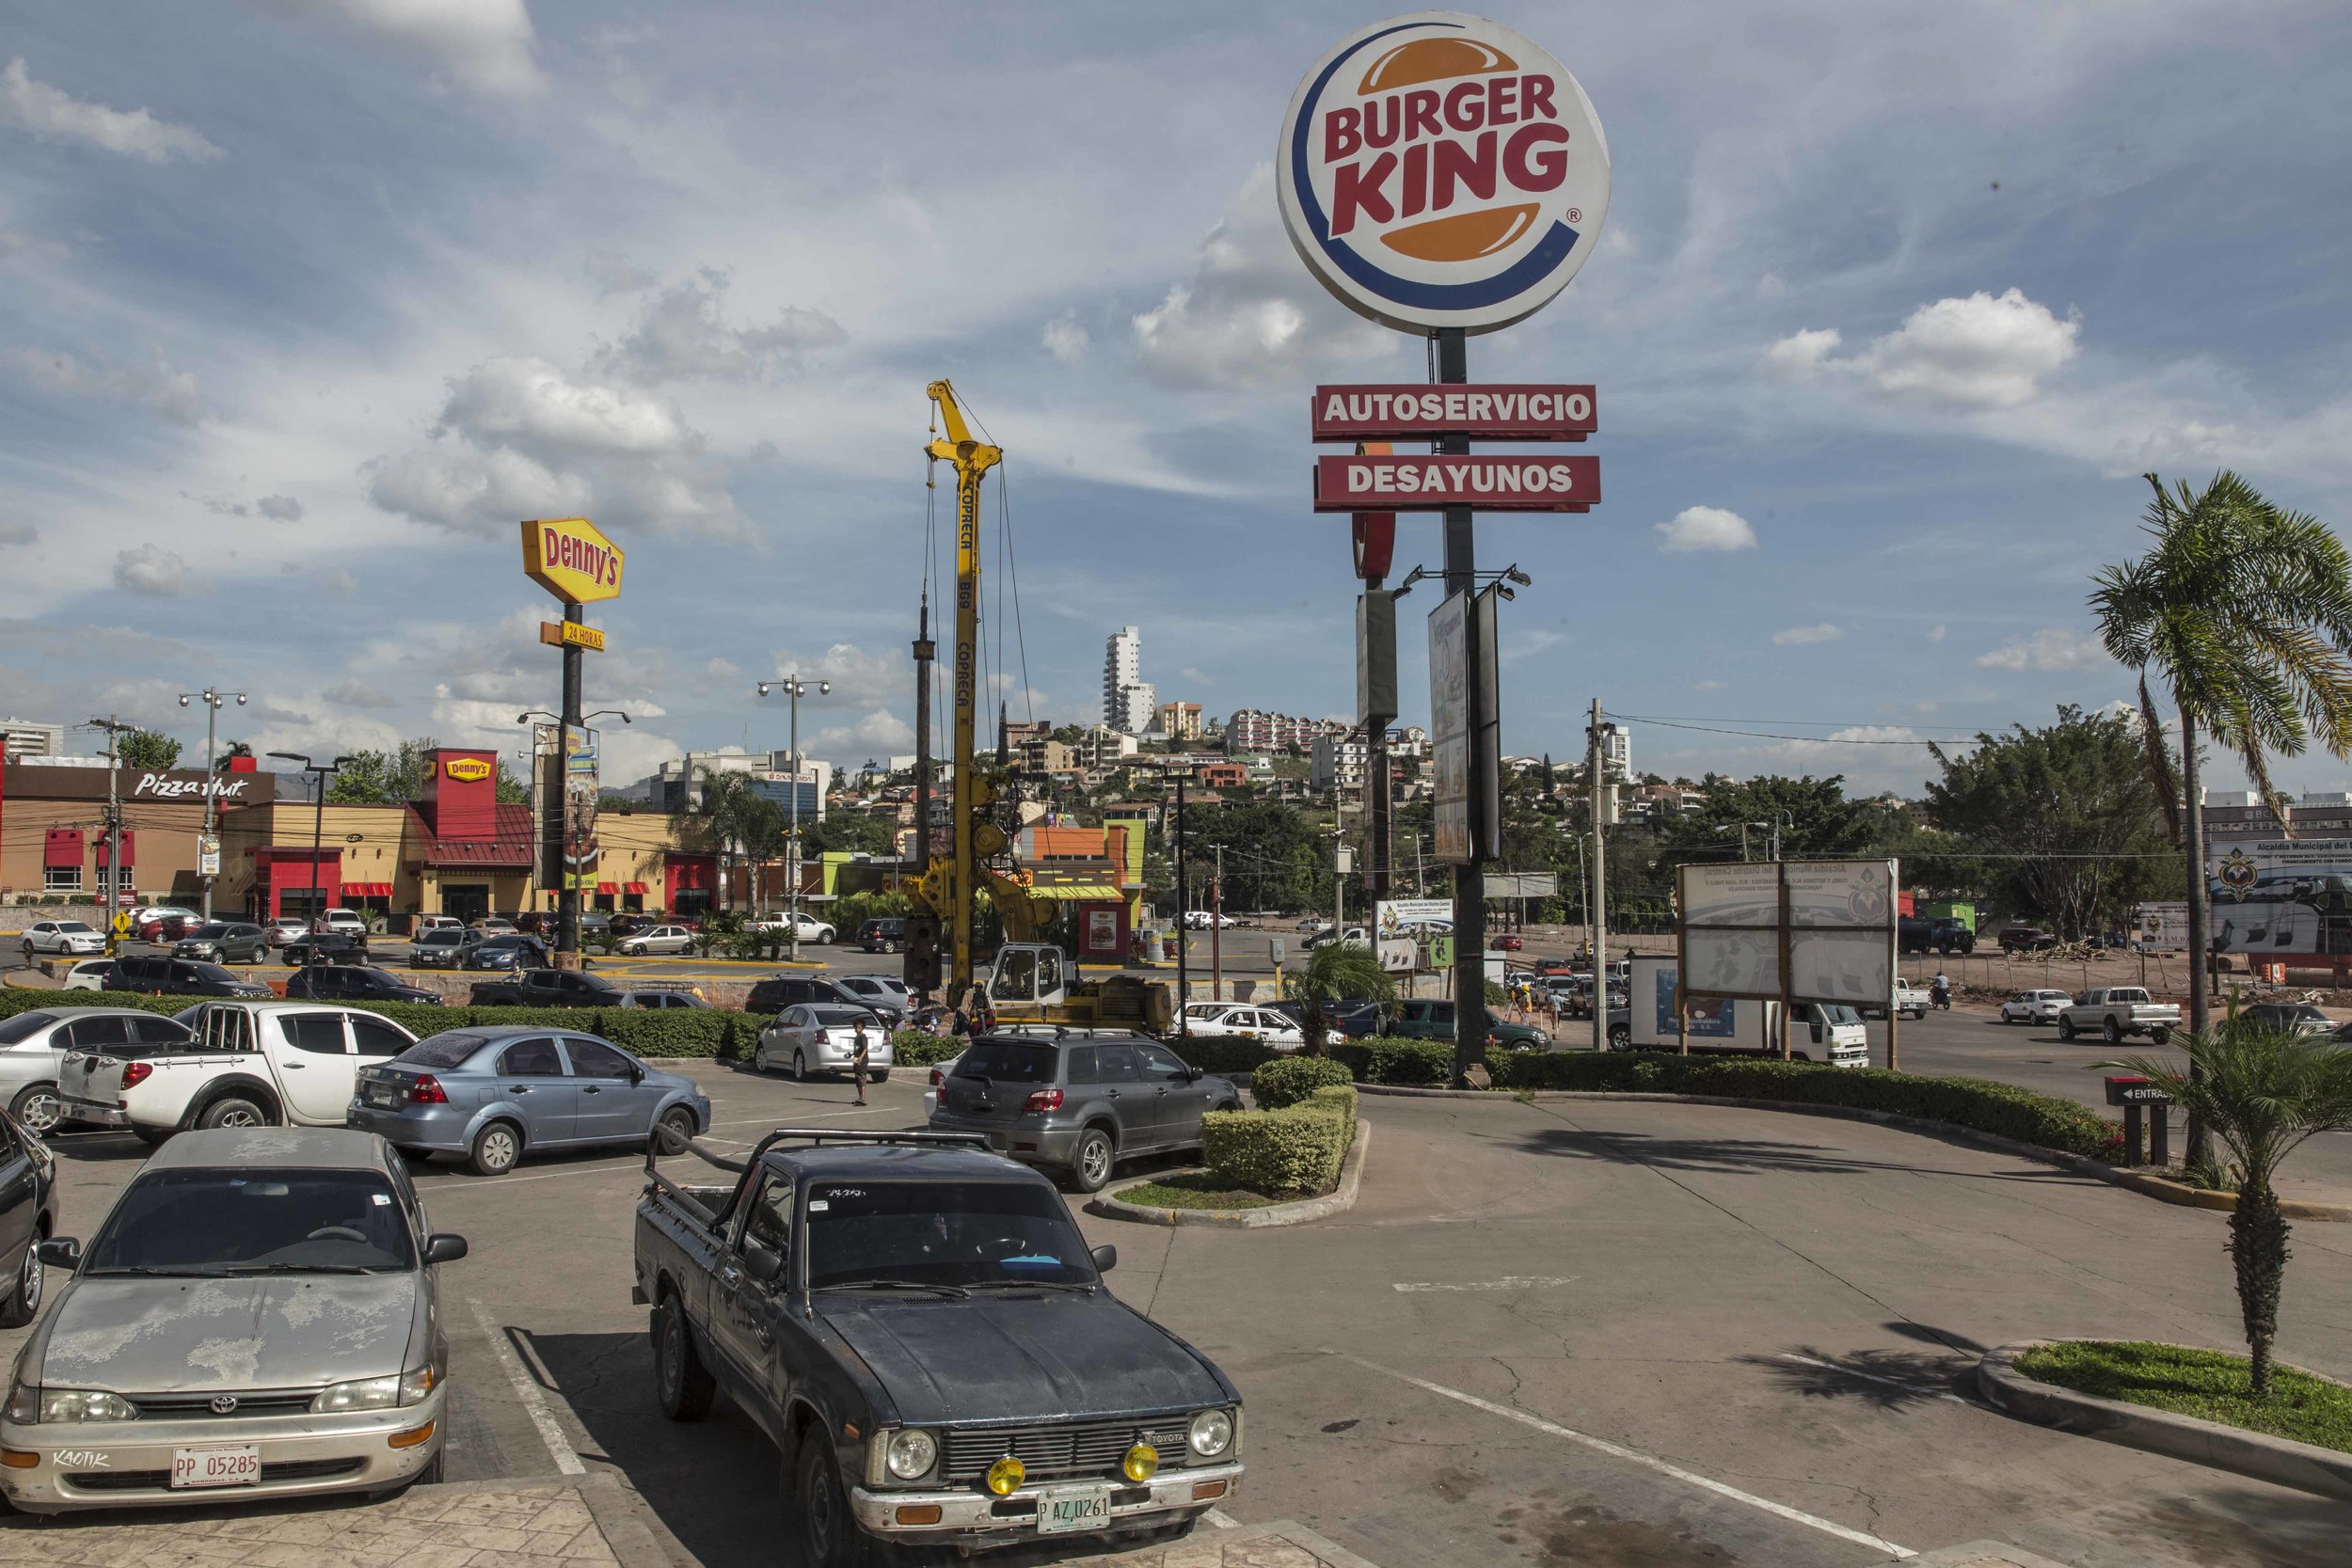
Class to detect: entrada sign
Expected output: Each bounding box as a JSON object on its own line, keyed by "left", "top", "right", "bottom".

{"left": 520, "top": 517, "right": 625, "bottom": 605}
{"left": 1313, "top": 383, "right": 1596, "bottom": 441}
{"left": 1277, "top": 12, "right": 1611, "bottom": 334}
{"left": 1315, "top": 453, "right": 1597, "bottom": 511}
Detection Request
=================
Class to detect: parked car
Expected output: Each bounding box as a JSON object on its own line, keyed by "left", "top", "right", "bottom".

{"left": 1898, "top": 916, "right": 1977, "bottom": 956}
{"left": 578, "top": 912, "right": 612, "bottom": 941}
{"left": 56, "top": 959, "right": 113, "bottom": 992}
{"left": 923, "top": 1053, "right": 962, "bottom": 1116}
{"left": 262, "top": 915, "right": 310, "bottom": 948}
{"left": 754, "top": 1006, "right": 895, "bottom": 1081}
{"left": 407, "top": 927, "right": 469, "bottom": 969}
{"left": 280, "top": 930, "right": 370, "bottom": 966}
{"left": 614, "top": 924, "right": 696, "bottom": 957}
{"left": 1998, "top": 926, "right": 2061, "bottom": 953}
{"left": 172, "top": 922, "right": 269, "bottom": 965}
{"left": 1998, "top": 989, "right": 2074, "bottom": 1026}
{"left": 857, "top": 917, "right": 907, "bottom": 953}
{"left": 1265, "top": 998, "right": 1385, "bottom": 1040}
{"left": 834, "top": 974, "right": 912, "bottom": 1019}
{"left": 321, "top": 909, "right": 371, "bottom": 938}
{"left": 633, "top": 1129, "right": 1243, "bottom": 1561}
{"left": 459, "top": 933, "right": 548, "bottom": 971}
{"left": 1382, "top": 998, "right": 1547, "bottom": 1049}
{"left": 0, "top": 1128, "right": 459, "bottom": 1513}
{"left": 0, "top": 1007, "right": 193, "bottom": 1135}
{"left": 349, "top": 1027, "right": 710, "bottom": 1176}
{"left": 412, "top": 914, "right": 464, "bottom": 936}
{"left": 747, "top": 974, "right": 882, "bottom": 1016}
{"left": 1295, "top": 916, "right": 1332, "bottom": 935}
{"left": 21, "top": 922, "right": 103, "bottom": 960}
{"left": 615, "top": 989, "right": 710, "bottom": 1009}
{"left": 61, "top": 1000, "right": 420, "bottom": 1140}
{"left": 2057, "top": 987, "right": 2181, "bottom": 1044}
{"left": 1488, "top": 933, "right": 1523, "bottom": 951}
{"left": 930, "top": 1032, "right": 1246, "bottom": 1193}
{"left": 1179, "top": 1003, "right": 1305, "bottom": 1050}
{"left": 132, "top": 907, "right": 201, "bottom": 942}
{"left": 0, "top": 1106, "right": 55, "bottom": 1327}
{"left": 2237, "top": 1002, "right": 2336, "bottom": 1038}
{"left": 102, "top": 955, "right": 274, "bottom": 1001}
{"left": 467, "top": 969, "right": 626, "bottom": 1008}
{"left": 469, "top": 918, "right": 517, "bottom": 938}
{"left": 750, "top": 911, "right": 835, "bottom": 944}
{"left": 283, "top": 965, "right": 443, "bottom": 1006}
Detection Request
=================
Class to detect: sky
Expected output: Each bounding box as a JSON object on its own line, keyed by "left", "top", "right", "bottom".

{"left": 3, "top": 1, "right": 2350, "bottom": 800}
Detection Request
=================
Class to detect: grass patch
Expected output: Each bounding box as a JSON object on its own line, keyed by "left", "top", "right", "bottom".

{"left": 1114, "top": 1172, "right": 1280, "bottom": 1211}
{"left": 2014, "top": 1340, "right": 2352, "bottom": 1453}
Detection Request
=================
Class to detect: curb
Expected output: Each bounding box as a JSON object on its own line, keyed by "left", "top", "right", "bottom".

{"left": 1350, "top": 1083, "right": 2352, "bottom": 1223}
{"left": 1086, "top": 1119, "right": 1371, "bottom": 1228}
{"left": 1977, "top": 1340, "right": 2352, "bottom": 1501}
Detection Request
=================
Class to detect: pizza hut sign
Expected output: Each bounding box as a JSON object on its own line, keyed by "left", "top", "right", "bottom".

{"left": 132, "top": 772, "right": 250, "bottom": 800}
{"left": 1278, "top": 11, "right": 1610, "bottom": 334}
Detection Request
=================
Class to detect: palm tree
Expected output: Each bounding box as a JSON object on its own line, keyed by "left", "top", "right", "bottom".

{"left": 2090, "top": 472, "right": 2352, "bottom": 1155}
{"left": 2104, "top": 1022, "right": 2352, "bottom": 1397}
{"left": 215, "top": 740, "right": 254, "bottom": 773}
{"left": 690, "top": 770, "right": 783, "bottom": 913}
{"left": 1281, "top": 941, "right": 1394, "bottom": 1056}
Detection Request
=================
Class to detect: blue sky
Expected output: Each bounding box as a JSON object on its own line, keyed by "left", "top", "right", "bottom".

{"left": 4, "top": 1, "right": 2349, "bottom": 798}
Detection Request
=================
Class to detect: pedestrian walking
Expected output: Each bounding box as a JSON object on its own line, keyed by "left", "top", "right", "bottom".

{"left": 851, "top": 1021, "right": 872, "bottom": 1106}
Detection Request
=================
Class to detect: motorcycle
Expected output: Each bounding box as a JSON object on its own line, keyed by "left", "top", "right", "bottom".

{"left": 1931, "top": 987, "right": 1952, "bottom": 1011}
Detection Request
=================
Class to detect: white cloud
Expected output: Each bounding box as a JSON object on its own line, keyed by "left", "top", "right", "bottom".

{"left": 0, "top": 57, "right": 219, "bottom": 162}
{"left": 293, "top": 0, "right": 545, "bottom": 97}
{"left": 0, "top": 519, "right": 34, "bottom": 546}
{"left": 1927, "top": 624, "right": 1947, "bottom": 642}
{"left": 592, "top": 270, "right": 844, "bottom": 385}
{"left": 1180, "top": 667, "right": 1212, "bottom": 686}
{"left": 1770, "top": 289, "right": 2079, "bottom": 409}
{"left": 1975, "top": 627, "right": 2111, "bottom": 672}
{"left": 811, "top": 706, "right": 916, "bottom": 762}
{"left": 1132, "top": 164, "right": 1395, "bottom": 388}
{"left": 257, "top": 494, "right": 304, "bottom": 521}
{"left": 584, "top": 252, "right": 656, "bottom": 298}
{"left": 765, "top": 643, "right": 909, "bottom": 711}
{"left": 1042, "top": 313, "right": 1089, "bottom": 365}
{"left": 4, "top": 346, "right": 203, "bottom": 424}
{"left": 1655, "top": 505, "right": 1757, "bottom": 554}
{"left": 1772, "top": 623, "right": 1843, "bottom": 645}
{"left": 364, "top": 441, "right": 593, "bottom": 533}
{"left": 324, "top": 678, "right": 399, "bottom": 708}
{"left": 112, "top": 544, "right": 195, "bottom": 596}
{"left": 438, "top": 356, "right": 692, "bottom": 457}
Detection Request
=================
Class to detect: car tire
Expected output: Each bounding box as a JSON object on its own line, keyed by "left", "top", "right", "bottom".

{"left": 1608, "top": 1022, "right": 1631, "bottom": 1050}
{"left": 469, "top": 1120, "right": 523, "bottom": 1177}
{"left": 8, "top": 1083, "right": 61, "bottom": 1137}
{"left": 792, "top": 1051, "right": 807, "bottom": 1083}
{"left": 2153, "top": 1027, "right": 2172, "bottom": 1045}
{"left": 2104, "top": 1018, "right": 2122, "bottom": 1045}
{"left": 1069, "top": 1127, "right": 1116, "bottom": 1194}
{"left": 652, "top": 1291, "right": 716, "bottom": 1422}
{"left": 795, "top": 1433, "right": 870, "bottom": 1568}
{"left": 869, "top": 1069, "right": 890, "bottom": 1084}
{"left": 133, "top": 1126, "right": 174, "bottom": 1148}
{"left": 753, "top": 1042, "right": 769, "bottom": 1073}
{"left": 2058, "top": 1016, "right": 2076, "bottom": 1041}
{"left": 652, "top": 1107, "right": 696, "bottom": 1158}
{"left": 197, "top": 1096, "right": 272, "bottom": 1131}
{"left": 0, "top": 1236, "right": 43, "bottom": 1329}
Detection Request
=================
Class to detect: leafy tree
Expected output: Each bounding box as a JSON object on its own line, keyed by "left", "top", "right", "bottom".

{"left": 326, "top": 738, "right": 439, "bottom": 804}
{"left": 1280, "top": 941, "right": 1393, "bottom": 1056}
{"left": 1924, "top": 706, "right": 2183, "bottom": 937}
{"left": 117, "top": 729, "right": 180, "bottom": 770}
{"left": 685, "top": 769, "right": 783, "bottom": 911}
{"left": 2105, "top": 1022, "right": 2352, "bottom": 1397}
{"left": 495, "top": 762, "right": 531, "bottom": 805}
{"left": 2090, "top": 471, "right": 2352, "bottom": 1108}
{"left": 1655, "top": 774, "right": 1892, "bottom": 870}
{"left": 215, "top": 740, "right": 254, "bottom": 773}
{"left": 802, "top": 813, "right": 899, "bottom": 858}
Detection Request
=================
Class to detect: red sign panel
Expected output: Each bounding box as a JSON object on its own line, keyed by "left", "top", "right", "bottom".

{"left": 1314, "top": 454, "right": 1598, "bottom": 513}
{"left": 1313, "top": 384, "right": 1596, "bottom": 442}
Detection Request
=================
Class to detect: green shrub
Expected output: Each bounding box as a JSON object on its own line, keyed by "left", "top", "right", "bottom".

{"left": 1167, "top": 1036, "right": 1284, "bottom": 1075}
{"left": 1493, "top": 1052, "right": 2114, "bottom": 1159}
{"left": 1250, "top": 1055, "right": 1352, "bottom": 1110}
{"left": 890, "top": 1029, "right": 961, "bottom": 1067}
{"left": 1201, "top": 1084, "right": 1357, "bottom": 1196}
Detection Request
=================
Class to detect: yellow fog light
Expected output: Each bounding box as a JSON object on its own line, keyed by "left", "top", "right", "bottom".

{"left": 986, "top": 1455, "right": 1025, "bottom": 1496}
{"left": 1122, "top": 1444, "right": 1160, "bottom": 1482}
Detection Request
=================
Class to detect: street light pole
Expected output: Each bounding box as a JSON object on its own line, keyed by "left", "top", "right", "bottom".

{"left": 759, "top": 678, "right": 831, "bottom": 960}
{"left": 83, "top": 717, "right": 133, "bottom": 950}
{"left": 1173, "top": 769, "right": 1189, "bottom": 1032}
{"left": 266, "top": 752, "right": 352, "bottom": 935}
{"left": 178, "top": 689, "right": 246, "bottom": 920}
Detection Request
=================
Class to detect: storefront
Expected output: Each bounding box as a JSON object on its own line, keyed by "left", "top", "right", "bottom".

{"left": 2, "top": 760, "right": 277, "bottom": 907}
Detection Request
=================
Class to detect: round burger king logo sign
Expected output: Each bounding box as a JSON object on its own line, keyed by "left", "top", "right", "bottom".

{"left": 1278, "top": 11, "right": 1609, "bottom": 334}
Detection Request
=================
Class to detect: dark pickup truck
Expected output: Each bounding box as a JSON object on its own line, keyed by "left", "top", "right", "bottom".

{"left": 468, "top": 967, "right": 625, "bottom": 1007}
{"left": 633, "top": 1128, "right": 1244, "bottom": 1565}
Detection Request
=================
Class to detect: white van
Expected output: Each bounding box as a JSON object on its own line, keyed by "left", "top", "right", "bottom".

{"left": 1607, "top": 957, "right": 1869, "bottom": 1068}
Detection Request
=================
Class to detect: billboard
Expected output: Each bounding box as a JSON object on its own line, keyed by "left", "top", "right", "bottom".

{"left": 1377, "top": 898, "right": 1454, "bottom": 936}
{"left": 2204, "top": 840, "right": 2352, "bottom": 956}
{"left": 1677, "top": 860, "right": 1896, "bottom": 1008}
{"left": 2136, "top": 900, "right": 2190, "bottom": 953}
{"left": 564, "top": 729, "right": 600, "bottom": 893}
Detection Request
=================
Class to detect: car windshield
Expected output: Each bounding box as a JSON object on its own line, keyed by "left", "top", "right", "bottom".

{"left": 423, "top": 931, "right": 462, "bottom": 945}
{"left": 0, "top": 1013, "right": 59, "bottom": 1045}
{"left": 809, "top": 1006, "right": 874, "bottom": 1026}
{"left": 1820, "top": 1005, "right": 1862, "bottom": 1025}
{"left": 85, "top": 1168, "right": 415, "bottom": 1275}
{"left": 187, "top": 962, "right": 237, "bottom": 983}
{"left": 806, "top": 1179, "right": 1098, "bottom": 1291}
{"left": 398, "top": 1033, "right": 489, "bottom": 1070}
{"left": 951, "top": 1042, "right": 1058, "bottom": 1083}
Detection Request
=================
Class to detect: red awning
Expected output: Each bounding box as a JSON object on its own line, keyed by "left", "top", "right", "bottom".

{"left": 624, "top": 881, "right": 648, "bottom": 895}
{"left": 43, "top": 829, "right": 82, "bottom": 868}
{"left": 596, "top": 881, "right": 617, "bottom": 895}
{"left": 93, "top": 832, "right": 135, "bottom": 867}
{"left": 350, "top": 883, "right": 394, "bottom": 898}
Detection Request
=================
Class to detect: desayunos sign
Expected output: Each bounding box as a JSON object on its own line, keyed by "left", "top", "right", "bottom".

{"left": 1278, "top": 12, "right": 1609, "bottom": 334}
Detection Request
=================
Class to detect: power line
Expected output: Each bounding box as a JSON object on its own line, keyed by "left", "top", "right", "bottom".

{"left": 1608, "top": 713, "right": 1976, "bottom": 747}
{"left": 1607, "top": 711, "right": 1994, "bottom": 735}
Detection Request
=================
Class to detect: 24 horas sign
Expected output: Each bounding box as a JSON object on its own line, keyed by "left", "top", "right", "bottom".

{"left": 1277, "top": 11, "right": 1610, "bottom": 334}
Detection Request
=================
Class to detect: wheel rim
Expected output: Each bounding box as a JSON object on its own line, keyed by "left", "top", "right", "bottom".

{"left": 794, "top": 1053, "right": 805, "bottom": 1081}
{"left": 1080, "top": 1136, "right": 1110, "bottom": 1184}
{"left": 217, "top": 1104, "right": 262, "bottom": 1129}
{"left": 485, "top": 1129, "right": 517, "bottom": 1170}
{"left": 659, "top": 1307, "right": 681, "bottom": 1400}
{"left": 17, "top": 1091, "right": 58, "bottom": 1136}
{"left": 19, "top": 1247, "right": 40, "bottom": 1315}
{"left": 804, "top": 1459, "right": 836, "bottom": 1561}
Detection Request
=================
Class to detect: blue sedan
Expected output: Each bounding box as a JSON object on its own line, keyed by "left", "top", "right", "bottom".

{"left": 347, "top": 1026, "right": 710, "bottom": 1176}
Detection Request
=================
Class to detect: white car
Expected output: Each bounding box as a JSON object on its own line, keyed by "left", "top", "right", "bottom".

{"left": 0, "top": 1006, "right": 194, "bottom": 1134}
{"left": 20, "top": 921, "right": 103, "bottom": 958}
{"left": 1181, "top": 1003, "right": 1306, "bottom": 1050}
{"left": 263, "top": 914, "right": 311, "bottom": 947}
{"left": 615, "top": 924, "right": 697, "bottom": 956}
{"left": 835, "top": 974, "right": 912, "bottom": 1013}
{"left": 56, "top": 959, "right": 114, "bottom": 991}
{"left": 60, "top": 999, "right": 420, "bottom": 1139}
{"left": 413, "top": 913, "right": 465, "bottom": 934}
{"left": 1999, "top": 989, "right": 2075, "bottom": 1026}
{"left": 753, "top": 1004, "right": 894, "bottom": 1081}
{"left": 923, "top": 1052, "right": 962, "bottom": 1116}
{"left": 322, "top": 908, "right": 370, "bottom": 936}
{"left": 1181, "top": 911, "right": 1239, "bottom": 930}
{"left": 751, "top": 911, "right": 836, "bottom": 944}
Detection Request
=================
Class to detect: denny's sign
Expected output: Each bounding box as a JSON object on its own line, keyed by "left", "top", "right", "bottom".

{"left": 521, "top": 517, "right": 625, "bottom": 605}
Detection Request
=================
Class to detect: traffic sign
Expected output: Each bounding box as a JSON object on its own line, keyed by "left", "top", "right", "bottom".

{"left": 1315, "top": 453, "right": 1598, "bottom": 512}
{"left": 110, "top": 911, "right": 133, "bottom": 939}
{"left": 539, "top": 620, "right": 607, "bottom": 652}
{"left": 521, "top": 517, "right": 625, "bottom": 604}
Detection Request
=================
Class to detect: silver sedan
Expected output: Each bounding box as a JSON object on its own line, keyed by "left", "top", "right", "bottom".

{"left": 753, "top": 1005, "right": 894, "bottom": 1082}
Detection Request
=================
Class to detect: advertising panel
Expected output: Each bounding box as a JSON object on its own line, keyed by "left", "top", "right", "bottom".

{"left": 1429, "top": 591, "right": 1470, "bottom": 863}
{"left": 1312, "top": 384, "right": 1597, "bottom": 441}
{"left": 1277, "top": 11, "right": 1612, "bottom": 335}
{"left": 564, "top": 728, "right": 600, "bottom": 893}
{"left": 2204, "top": 840, "right": 2352, "bottom": 956}
{"left": 1314, "top": 453, "right": 1599, "bottom": 512}
{"left": 521, "top": 517, "right": 625, "bottom": 604}
{"left": 1378, "top": 898, "right": 1454, "bottom": 936}
{"left": 2136, "top": 900, "right": 2190, "bottom": 953}
{"left": 1677, "top": 860, "right": 1896, "bottom": 1008}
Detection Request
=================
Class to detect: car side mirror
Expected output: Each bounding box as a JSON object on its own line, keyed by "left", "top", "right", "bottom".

{"left": 742, "top": 1239, "right": 786, "bottom": 1285}
{"left": 1089, "top": 1243, "right": 1118, "bottom": 1274}
{"left": 36, "top": 1237, "right": 81, "bottom": 1271}
{"left": 423, "top": 1233, "right": 469, "bottom": 1265}
{"left": 628, "top": 1065, "right": 644, "bottom": 1084}
{"left": 1184, "top": 1064, "right": 1201, "bottom": 1081}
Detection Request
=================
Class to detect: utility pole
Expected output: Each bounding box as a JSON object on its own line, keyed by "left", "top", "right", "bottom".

{"left": 1210, "top": 842, "right": 1224, "bottom": 1000}
{"left": 266, "top": 752, "right": 352, "bottom": 940}
{"left": 1174, "top": 769, "right": 1190, "bottom": 1029}
{"left": 1365, "top": 727, "right": 1391, "bottom": 911}
{"left": 1437, "top": 325, "right": 1486, "bottom": 1090}
{"left": 759, "top": 677, "right": 831, "bottom": 960}
{"left": 558, "top": 599, "right": 584, "bottom": 967}
{"left": 913, "top": 593, "right": 935, "bottom": 886}
{"left": 85, "top": 717, "right": 131, "bottom": 952}
{"left": 178, "top": 689, "right": 247, "bottom": 921}
{"left": 1589, "top": 699, "right": 1611, "bottom": 1053}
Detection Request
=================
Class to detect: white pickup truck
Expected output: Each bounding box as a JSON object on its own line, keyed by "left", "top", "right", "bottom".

{"left": 2057, "top": 987, "right": 2180, "bottom": 1045}
{"left": 60, "top": 999, "right": 421, "bottom": 1140}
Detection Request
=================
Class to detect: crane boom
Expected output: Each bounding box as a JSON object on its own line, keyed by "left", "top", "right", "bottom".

{"left": 924, "top": 379, "right": 1000, "bottom": 996}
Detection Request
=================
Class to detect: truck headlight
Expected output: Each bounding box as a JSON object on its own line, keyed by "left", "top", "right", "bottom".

{"left": 1188, "top": 1409, "right": 1233, "bottom": 1458}
{"left": 885, "top": 1428, "right": 937, "bottom": 1480}
{"left": 37, "top": 1388, "right": 136, "bottom": 1422}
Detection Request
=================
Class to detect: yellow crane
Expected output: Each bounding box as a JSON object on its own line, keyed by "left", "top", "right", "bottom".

{"left": 924, "top": 378, "right": 1000, "bottom": 996}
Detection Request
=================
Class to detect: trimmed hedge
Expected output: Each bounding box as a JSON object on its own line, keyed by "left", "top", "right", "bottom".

{"left": 1167, "top": 1036, "right": 1285, "bottom": 1075}
{"left": 1202, "top": 1084, "right": 1358, "bottom": 1196}
{"left": 1329, "top": 1037, "right": 1517, "bottom": 1086}
{"left": 1250, "top": 1055, "right": 1353, "bottom": 1110}
{"left": 890, "top": 1029, "right": 961, "bottom": 1067}
{"left": 1491, "top": 1052, "right": 2114, "bottom": 1160}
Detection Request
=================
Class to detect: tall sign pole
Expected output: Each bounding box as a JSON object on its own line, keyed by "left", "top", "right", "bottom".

{"left": 1282, "top": 11, "right": 1612, "bottom": 1087}
{"left": 521, "top": 517, "right": 626, "bottom": 972}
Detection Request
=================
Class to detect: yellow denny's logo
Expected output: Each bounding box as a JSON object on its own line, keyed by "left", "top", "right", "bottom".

{"left": 444, "top": 757, "right": 494, "bottom": 784}
{"left": 521, "top": 517, "right": 625, "bottom": 604}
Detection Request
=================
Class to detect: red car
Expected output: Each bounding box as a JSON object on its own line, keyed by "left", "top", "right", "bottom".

{"left": 134, "top": 908, "right": 201, "bottom": 942}
{"left": 1489, "top": 933, "right": 1524, "bottom": 951}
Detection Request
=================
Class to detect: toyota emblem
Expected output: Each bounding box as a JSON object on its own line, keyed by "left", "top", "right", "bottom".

{"left": 209, "top": 1396, "right": 237, "bottom": 1415}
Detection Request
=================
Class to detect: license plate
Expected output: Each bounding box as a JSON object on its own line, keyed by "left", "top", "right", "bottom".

{"left": 1037, "top": 1482, "right": 1113, "bottom": 1534}
{"left": 170, "top": 1444, "right": 260, "bottom": 1489}
{"left": 366, "top": 1083, "right": 401, "bottom": 1108}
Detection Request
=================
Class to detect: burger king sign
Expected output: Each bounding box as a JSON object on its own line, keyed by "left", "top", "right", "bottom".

{"left": 1278, "top": 12, "right": 1609, "bottom": 335}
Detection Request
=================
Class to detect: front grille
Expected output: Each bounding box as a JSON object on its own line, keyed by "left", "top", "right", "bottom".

{"left": 65, "top": 1457, "right": 363, "bottom": 1492}
{"left": 129, "top": 1390, "right": 320, "bottom": 1418}
{"left": 941, "top": 1420, "right": 1144, "bottom": 1484}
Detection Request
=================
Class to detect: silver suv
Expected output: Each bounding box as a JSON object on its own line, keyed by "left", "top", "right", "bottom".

{"left": 927, "top": 1032, "right": 1242, "bottom": 1193}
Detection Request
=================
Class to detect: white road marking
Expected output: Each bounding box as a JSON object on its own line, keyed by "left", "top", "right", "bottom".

{"left": 1342, "top": 1354, "right": 1914, "bottom": 1560}
{"left": 1777, "top": 1354, "right": 1975, "bottom": 1406}
{"left": 1202, "top": 1508, "right": 1240, "bottom": 1529}
{"left": 469, "top": 1297, "right": 586, "bottom": 1476}
{"left": 1394, "top": 1275, "right": 1577, "bottom": 1293}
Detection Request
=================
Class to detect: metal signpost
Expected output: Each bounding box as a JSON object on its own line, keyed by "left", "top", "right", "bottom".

{"left": 520, "top": 517, "right": 625, "bottom": 969}
{"left": 1282, "top": 11, "right": 1611, "bottom": 1086}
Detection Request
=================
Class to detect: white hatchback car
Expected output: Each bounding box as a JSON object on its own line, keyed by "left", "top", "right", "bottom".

{"left": 615, "top": 924, "right": 696, "bottom": 956}
{"left": 2000, "top": 989, "right": 2075, "bottom": 1026}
